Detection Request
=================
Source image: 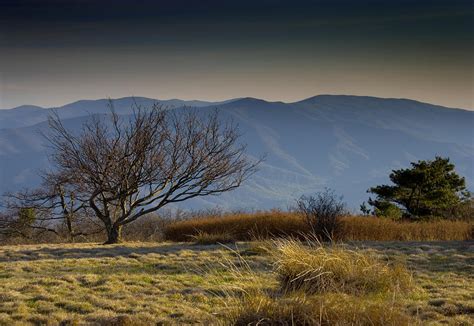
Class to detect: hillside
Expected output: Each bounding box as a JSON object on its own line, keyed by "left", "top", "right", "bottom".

{"left": 0, "top": 95, "right": 473, "bottom": 210}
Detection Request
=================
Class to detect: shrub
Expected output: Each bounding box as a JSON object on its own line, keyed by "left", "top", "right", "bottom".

{"left": 18, "top": 207, "right": 36, "bottom": 224}
{"left": 271, "top": 239, "right": 413, "bottom": 296}
{"left": 296, "top": 189, "right": 346, "bottom": 241}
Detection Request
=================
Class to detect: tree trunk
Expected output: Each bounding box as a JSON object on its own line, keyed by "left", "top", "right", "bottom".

{"left": 104, "top": 224, "right": 122, "bottom": 244}
{"left": 65, "top": 214, "right": 75, "bottom": 243}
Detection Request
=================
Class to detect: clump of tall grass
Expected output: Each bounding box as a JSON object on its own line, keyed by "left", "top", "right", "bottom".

{"left": 220, "top": 238, "right": 416, "bottom": 325}
{"left": 271, "top": 238, "right": 413, "bottom": 296}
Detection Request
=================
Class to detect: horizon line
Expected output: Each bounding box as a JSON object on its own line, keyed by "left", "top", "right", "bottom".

{"left": 2, "top": 93, "right": 472, "bottom": 112}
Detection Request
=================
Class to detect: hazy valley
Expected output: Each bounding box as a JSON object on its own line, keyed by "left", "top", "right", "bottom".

{"left": 1, "top": 95, "right": 472, "bottom": 210}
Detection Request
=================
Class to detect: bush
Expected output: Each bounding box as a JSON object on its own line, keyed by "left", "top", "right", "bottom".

{"left": 296, "top": 189, "right": 346, "bottom": 241}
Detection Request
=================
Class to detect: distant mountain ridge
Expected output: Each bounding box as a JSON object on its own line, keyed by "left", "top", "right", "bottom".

{"left": 0, "top": 95, "right": 472, "bottom": 210}
{"left": 0, "top": 97, "right": 242, "bottom": 130}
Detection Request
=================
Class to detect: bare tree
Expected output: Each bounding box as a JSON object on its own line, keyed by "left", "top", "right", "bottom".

{"left": 2, "top": 172, "right": 97, "bottom": 241}
{"left": 45, "top": 103, "right": 259, "bottom": 243}
{"left": 0, "top": 206, "right": 60, "bottom": 241}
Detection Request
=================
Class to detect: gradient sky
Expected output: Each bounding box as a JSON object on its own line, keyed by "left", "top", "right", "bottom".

{"left": 0, "top": 0, "right": 472, "bottom": 109}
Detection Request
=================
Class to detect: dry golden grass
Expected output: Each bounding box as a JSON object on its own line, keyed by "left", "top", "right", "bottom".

{"left": 163, "top": 210, "right": 305, "bottom": 242}
{"left": 3, "top": 211, "right": 470, "bottom": 246}
{"left": 353, "top": 241, "right": 474, "bottom": 325}
{"left": 0, "top": 242, "right": 274, "bottom": 325}
{"left": 270, "top": 238, "right": 413, "bottom": 295}
{"left": 225, "top": 240, "right": 474, "bottom": 326}
{"left": 229, "top": 292, "right": 416, "bottom": 326}
{"left": 190, "top": 230, "right": 235, "bottom": 245}
{"left": 341, "top": 217, "right": 472, "bottom": 241}
{"left": 0, "top": 240, "right": 472, "bottom": 325}
{"left": 223, "top": 239, "right": 417, "bottom": 325}
{"left": 163, "top": 211, "right": 473, "bottom": 242}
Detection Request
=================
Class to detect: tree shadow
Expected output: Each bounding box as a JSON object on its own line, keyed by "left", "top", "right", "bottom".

{"left": 0, "top": 242, "right": 239, "bottom": 263}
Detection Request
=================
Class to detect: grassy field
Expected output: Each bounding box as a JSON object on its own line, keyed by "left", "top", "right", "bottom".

{"left": 0, "top": 240, "right": 472, "bottom": 325}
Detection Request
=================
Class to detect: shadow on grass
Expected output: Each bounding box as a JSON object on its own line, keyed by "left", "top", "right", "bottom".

{"left": 0, "top": 243, "right": 238, "bottom": 263}
{"left": 348, "top": 240, "right": 474, "bottom": 276}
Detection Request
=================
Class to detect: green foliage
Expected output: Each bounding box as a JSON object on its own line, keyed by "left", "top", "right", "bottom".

{"left": 374, "top": 202, "right": 403, "bottom": 220}
{"left": 437, "top": 198, "right": 474, "bottom": 221}
{"left": 18, "top": 207, "right": 36, "bottom": 225}
{"left": 368, "top": 157, "right": 470, "bottom": 219}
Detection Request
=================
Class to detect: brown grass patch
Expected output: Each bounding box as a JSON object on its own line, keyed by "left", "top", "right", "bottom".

{"left": 341, "top": 217, "right": 472, "bottom": 241}
{"left": 190, "top": 230, "right": 236, "bottom": 245}
{"left": 163, "top": 211, "right": 473, "bottom": 242}
{"left": 163, "top": 210, "right": 305, "bottom": 242}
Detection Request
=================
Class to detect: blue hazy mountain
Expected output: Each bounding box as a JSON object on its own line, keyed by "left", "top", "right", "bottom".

{"left": 0, "top": 97, "right": 239, "bottom": 130}
{"left": 0, "top": 95, "right": 472, "bottom": 211}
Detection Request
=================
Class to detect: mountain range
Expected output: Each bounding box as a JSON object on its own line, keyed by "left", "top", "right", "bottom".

{"left": 1, "top": 95, "right": 473, "bottom": 211}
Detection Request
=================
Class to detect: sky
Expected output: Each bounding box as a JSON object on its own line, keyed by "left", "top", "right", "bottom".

{"left": 0, "top": 0, "right": 472, "bottom": 109}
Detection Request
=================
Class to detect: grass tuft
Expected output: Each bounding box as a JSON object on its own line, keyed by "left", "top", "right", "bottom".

{"left": 222, "top": 239, "right": 416, "bottom": 326}
{"left": 271, "top": 238, "right": 413, "bottom": 296}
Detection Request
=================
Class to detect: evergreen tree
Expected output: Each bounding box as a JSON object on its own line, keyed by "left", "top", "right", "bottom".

{"left": 368, "top": 157, "right": 470, "bottom": 219}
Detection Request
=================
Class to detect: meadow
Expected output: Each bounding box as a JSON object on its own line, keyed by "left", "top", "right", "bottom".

{"left": 0, "top": 212, "right": 472, "bottom": 325}
{"left": 0, "top": 239, "right": 472, "bottom": 325}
